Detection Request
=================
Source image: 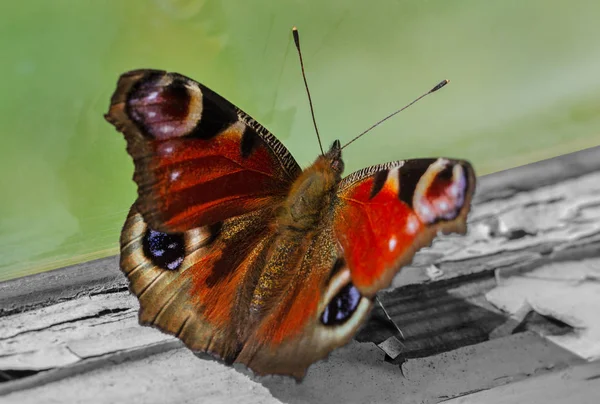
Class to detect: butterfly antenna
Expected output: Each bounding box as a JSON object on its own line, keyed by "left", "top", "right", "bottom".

{"left": 341, "top": 79, "right": 449, "bottom": 150}
{"left": 292, "top": 26, "right": 325, "bottom": 155}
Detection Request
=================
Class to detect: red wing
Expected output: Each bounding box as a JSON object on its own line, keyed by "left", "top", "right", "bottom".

{"left": 334, "top": 158, "right": 476, "bottom": 296}
{"left": 105, "top": 69, "right": 301, "bottom": 233}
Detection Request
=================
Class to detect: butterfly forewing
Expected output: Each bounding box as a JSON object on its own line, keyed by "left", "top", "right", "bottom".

{"left": 335, "top": 158, "right": 476, "bottom": 296}
{"left": 105, "top": 69, "right": 301, "bottom": 233}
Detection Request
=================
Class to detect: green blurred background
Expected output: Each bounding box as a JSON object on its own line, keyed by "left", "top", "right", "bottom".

{"left": 1, "top": 0, "right": 600, "bottom": 281}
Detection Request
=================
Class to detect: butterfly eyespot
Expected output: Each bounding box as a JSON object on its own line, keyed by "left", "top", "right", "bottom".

{"left": 320, "top": 283, "right": 361, "bottom": 326}
{"left": 127, "top": 74, "right": 200, "bottom": 140}
{"left": 142, "top": 228, "right": 186, "bottom": 271}
{"left": 422, "top": 163, "right": 467, "bottom": 222}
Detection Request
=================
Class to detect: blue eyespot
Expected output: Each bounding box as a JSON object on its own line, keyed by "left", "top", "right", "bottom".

{"left": 142, "top": 229, "right": 185, "bottom": 271}
{"left": 321, "top": 283, "right": 361, "bottom": 326}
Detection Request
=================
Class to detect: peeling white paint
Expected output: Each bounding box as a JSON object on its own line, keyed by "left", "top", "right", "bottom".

{"left": 486, "top": 259, "right": 600, "bottom": 361}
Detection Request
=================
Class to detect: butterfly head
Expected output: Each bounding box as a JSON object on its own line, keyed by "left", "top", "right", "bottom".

{"left": 325, "top": 139, "right": 344, "bottom": 177}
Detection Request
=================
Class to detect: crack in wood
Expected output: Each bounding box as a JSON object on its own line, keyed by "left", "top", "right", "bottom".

{"left": 0, "top": 308, "right": 132, "bottom": 342}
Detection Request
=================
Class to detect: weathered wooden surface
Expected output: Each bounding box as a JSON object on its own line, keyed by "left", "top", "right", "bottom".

{"left": 0, "top": 333, "right": 585, "bottom": 404}
{"left": 1, "top": 146, "right": 600, "bottom": 403}
{"left": 445, "top": 360, "right": 600, "bottom": 404}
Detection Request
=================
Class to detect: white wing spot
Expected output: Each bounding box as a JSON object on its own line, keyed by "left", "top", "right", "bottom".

{"left": 388, "top": 236, "right": 397, "bottom": 252}
{"left": 407, "top": 216, "right": 419, "bottom": 234}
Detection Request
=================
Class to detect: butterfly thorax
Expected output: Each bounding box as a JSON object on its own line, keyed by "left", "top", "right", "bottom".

{"left": 277, "top": 141, "right": 344, "bottom": 231}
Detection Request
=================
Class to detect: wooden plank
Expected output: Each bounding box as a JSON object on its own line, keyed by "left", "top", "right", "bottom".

{"left": 473, "top": 145, "right": 600, "bottom": 203}
{"left": 0, "top": 292, "right": 172, "bottom": 371}
{"left": 1, "top": 146, "right": 600, "bottom": 402}
{"left": 444, "top": 360, "right": 600, "bottom": 404}
{"left": 0, "top": 333, "right": 585, "bottom": 404}
{"left": 0, "top": 255, "right": 122, "bottom": 316}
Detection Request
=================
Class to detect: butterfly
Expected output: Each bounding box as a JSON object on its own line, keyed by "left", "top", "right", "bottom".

{"left": 105, "top": 43, "right": 475, "bottom": 380}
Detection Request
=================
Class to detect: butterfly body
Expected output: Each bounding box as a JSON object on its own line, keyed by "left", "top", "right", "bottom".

{"left": 105, "top": 69, "right": 475, "bottom": 379}
{"left": 278, "top": 141, "right": 342, "bottom": 228}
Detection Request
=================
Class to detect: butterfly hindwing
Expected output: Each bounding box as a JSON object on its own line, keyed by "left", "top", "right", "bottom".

{"left": 237, "top": 224, "right": 373, "bottom": 379}
{"left": 120, "top": 204, "right": 280, "bottom": 362}
{"left": 105, "top": 69, "right": 301, "bottom": 233}
{"left": 334, "top": 158, "right": 476, "bottom": 296}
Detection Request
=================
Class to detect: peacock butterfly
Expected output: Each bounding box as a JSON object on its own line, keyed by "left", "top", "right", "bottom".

{"left": 104, "top": 29, "right": 475, "bottom": 380}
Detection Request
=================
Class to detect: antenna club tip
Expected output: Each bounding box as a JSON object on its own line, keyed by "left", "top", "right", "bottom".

{"left": 292, "top": 26, "right": 300, "bottom": 47}
{"left": 429, "top": 79, "right": 450, "bottom": 93}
